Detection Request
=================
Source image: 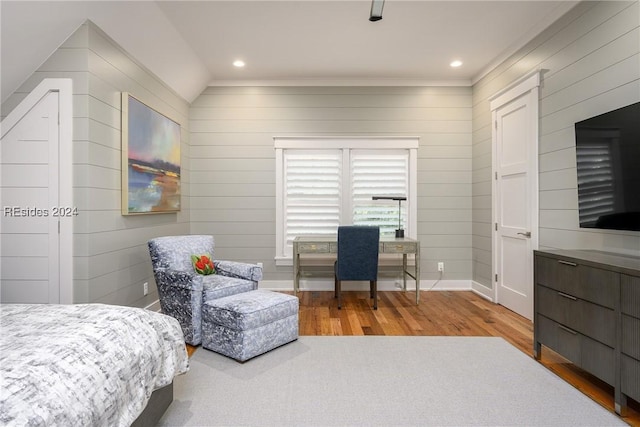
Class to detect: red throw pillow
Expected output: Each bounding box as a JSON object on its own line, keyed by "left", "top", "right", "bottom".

{"left": 191, "top": 254, "right": 216, "bottom": 275}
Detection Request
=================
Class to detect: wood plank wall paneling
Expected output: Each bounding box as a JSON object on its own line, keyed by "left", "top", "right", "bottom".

{"left": 189, "top": 86, "right": 473, "bottom": 281}
{"left": 1, "top": 21, "right": 191, "bottom": 307}
{"left": 82, "top": 22, "right": 191, "bottom": 307}
{"left": 471, "top": 1, "right": 640, "bottom": 288}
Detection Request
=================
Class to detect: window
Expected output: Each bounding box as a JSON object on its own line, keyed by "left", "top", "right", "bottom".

{"left": 275, "top": 137, "right": 418, "bottom": 264}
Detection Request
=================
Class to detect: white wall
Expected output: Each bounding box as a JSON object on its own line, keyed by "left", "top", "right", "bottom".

{"left": 1, "top": 21, "right": 191, "bottom": 307}
{"left": 472, "top": 1, "right": 640, "bottom": 288}
{"left": 189, "top": 86, "right": 473, "bottom": 284}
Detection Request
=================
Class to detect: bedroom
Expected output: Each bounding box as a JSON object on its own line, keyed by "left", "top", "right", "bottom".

{"left": 1, "top": 0, "right": 639, "bottom": 425}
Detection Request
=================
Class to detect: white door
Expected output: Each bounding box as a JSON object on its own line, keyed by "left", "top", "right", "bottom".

{"left": 1, "top": 91, "right": 61, "bottom": 303}
{"left": 491, "top": 72, "right": 539, "bottom": 320}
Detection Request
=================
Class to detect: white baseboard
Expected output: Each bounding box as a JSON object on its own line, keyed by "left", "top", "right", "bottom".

{"left": 422, "top": 279, "right": 472, "bottom": 292}
{"left": 146, "top": 280, "right": 486, "bottom": 311}
{"left": 144, "top": 300, "right": 161, "bottom": 312}
{"left": 471, "top": 281, "right": 494, "bottom": 302}
{"left": 258, "top": 279, "right": 473, "bottom": 292}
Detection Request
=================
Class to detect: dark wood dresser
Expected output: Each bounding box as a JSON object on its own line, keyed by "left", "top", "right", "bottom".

{"left": 534, "top": 249, "right": 640, "bottom": 415}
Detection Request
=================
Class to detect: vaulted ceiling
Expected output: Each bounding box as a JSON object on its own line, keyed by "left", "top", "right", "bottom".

{"left": 1, "top": 1, "right": 578, "bottom": 103}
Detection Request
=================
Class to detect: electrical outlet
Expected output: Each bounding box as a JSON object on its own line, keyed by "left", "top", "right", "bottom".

{"left": 395, "top": 280, "right": 402, "bottom": 289}
{"left": 143, "top": 282, "right": 149, "bottom": 296}
{"left": 257, "top": 262, "right": 263, "bottom": 269}
{"left": 437, "top": 262, "right": 444, "bottom": 272}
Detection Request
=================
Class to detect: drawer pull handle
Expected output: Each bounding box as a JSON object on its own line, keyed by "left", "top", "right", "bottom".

{"left": 558, "top": 324, "right": 578, "bottom": 335}
{"left": 558, "top": 260, "right": 577, "bottom": 267}
{"left": 557, "top": 292, "right": 577, "bottom": 301}
{"left": 395, "top": 245, "right": 403, "bottom": 250}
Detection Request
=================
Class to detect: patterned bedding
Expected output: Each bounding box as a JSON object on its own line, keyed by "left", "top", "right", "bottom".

{"left": 0, "top": 304, "right": 189, "bottom": 427}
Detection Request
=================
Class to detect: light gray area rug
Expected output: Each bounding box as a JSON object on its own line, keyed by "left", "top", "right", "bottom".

{"left": 158, "top": 336, "right": 626, "bottom": 426}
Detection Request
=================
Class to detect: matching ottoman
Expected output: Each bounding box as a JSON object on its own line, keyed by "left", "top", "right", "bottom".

{"left": 202, "top": 289, "right": 299, "bottom": 362}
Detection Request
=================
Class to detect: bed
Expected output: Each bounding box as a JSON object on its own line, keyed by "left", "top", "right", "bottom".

{"left": 0, "top": 303, "right": 189, "bottom": 426}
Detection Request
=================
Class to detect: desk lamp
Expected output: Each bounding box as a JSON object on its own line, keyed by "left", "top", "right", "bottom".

{"left": 372, "top": 196, "right": 407, "bottom": 238}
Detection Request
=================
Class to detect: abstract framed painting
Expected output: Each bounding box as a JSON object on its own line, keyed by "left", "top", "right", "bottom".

{"left": 121, "top": 93, "right": 181, "bottom": 215}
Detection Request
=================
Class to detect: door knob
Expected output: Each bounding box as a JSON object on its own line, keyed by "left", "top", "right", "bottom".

{"left": 517, "top": 231, "right": 531, "bottom": 238}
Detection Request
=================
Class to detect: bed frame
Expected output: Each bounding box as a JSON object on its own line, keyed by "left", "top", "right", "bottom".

{"left": 131, "top": 383, "right": 173, "bottom": 427}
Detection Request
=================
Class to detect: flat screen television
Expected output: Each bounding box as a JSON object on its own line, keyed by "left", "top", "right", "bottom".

{"left": 574, "top": 101, "right": 640, "bottom": 232}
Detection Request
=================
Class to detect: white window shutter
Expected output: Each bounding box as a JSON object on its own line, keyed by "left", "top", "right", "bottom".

{"left": 351, "top": 151, "right": 409, "bottom": 236}
{"left": 283, "top": 150, "right": 342, "bottom": 255}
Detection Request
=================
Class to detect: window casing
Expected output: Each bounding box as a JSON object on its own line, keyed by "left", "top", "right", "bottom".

{"left": 275, "top": 137, "right": 418, "bottom": 264}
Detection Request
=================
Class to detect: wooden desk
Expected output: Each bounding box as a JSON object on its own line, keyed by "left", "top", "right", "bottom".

{"left": 292, "top": 235, "right": 421, "bottom": 304}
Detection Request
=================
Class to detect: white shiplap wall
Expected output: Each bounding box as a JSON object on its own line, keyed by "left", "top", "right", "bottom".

{"left": 472, "top": 1, "right": 640, "bottom": 288}
{"left": 1, "top": 21, "right": 191, "bottom": 307}
{"left": 190, "top": 86, "right": 473, "bottom": 283}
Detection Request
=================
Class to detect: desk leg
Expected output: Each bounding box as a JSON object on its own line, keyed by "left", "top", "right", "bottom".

{"left": 402, "top": 254, "right": 408, "bottom": 292}
{"left": 293, "top": 247, "right": 299, "bottom": 293}
{"left": 415, "top": 246, "right": 420, "bottom": 305}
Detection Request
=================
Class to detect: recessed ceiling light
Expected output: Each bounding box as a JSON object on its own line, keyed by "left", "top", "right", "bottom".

{"left": 233, "top": 60, "right": 245, "bottom": 68}
{"left": 450, "top": 60, "right": 463, "bottom": 68}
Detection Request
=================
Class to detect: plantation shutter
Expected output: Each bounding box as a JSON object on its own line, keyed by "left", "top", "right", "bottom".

{"left": 283, "top": 150, "right": 342, "bottom": 255}
{"left": 576, "top": 137, "right": 616, "bottom": 226}
{"left": 351, "top": 151, "right": 409, "bottom": 237}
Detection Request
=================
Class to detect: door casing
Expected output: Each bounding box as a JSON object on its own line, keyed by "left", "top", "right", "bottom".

{"left": 489, "top": 70, "right": 540, "bottom": 319}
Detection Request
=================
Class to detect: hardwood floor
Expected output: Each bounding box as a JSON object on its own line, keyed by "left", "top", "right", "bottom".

{"left": 187, "top": 289, "right": 639, "bottom": 425}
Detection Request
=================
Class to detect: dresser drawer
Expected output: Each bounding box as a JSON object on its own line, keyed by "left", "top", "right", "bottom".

{"left": 622, "top": 275, "right": 640, "bottom": 318}
{"left": 577, "top": 265, "right": 618, "bottom": 309}
{"left": 536, "top": 255, "right": 578, "bottom": 295}
{"left": 621, "top": 354, "right": 640, "bottom": 402}
{"left": 535, "top": 255, "right": 618, "bottom": 308}
{"left": 622, "top": 314, "right": 640, "bottom": 360}
{"left": 536, "top": 284, "right": 615, "bottom": 347}
{"left": 579, "top": 299, "right": 616, "bottom": 348}
{"left": 536, "top": 284, "right": 581, "bottom": 331}
{"left": 382, "top": 241, "right": 417, "bottom": 254}
{"left": 537, "top": 315, "right": 581, "bottom": 365}
{"left": 581, "top": 334, "right": 615, "bottom": 385}
{"left": 296, "top": 242, "right": 331, "bottom": 253}
{"left": 537, "top": 314, "right": 615, "bottom": 384}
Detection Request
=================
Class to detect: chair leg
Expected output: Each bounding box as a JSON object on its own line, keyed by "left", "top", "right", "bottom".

{"left": 371, "top": 280, "right": 377, "bottom": 310}
{"left": 337, "top": 279, "right": 342, "bottom": 309}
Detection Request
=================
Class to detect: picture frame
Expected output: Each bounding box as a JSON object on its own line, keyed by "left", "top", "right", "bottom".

{"left": 121, "top": 93, "right": 181, "bottom": 215}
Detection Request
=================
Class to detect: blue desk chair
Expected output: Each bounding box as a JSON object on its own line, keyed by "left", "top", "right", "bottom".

{"left": 334, "top": 226, "right": 380, "bottom": 310}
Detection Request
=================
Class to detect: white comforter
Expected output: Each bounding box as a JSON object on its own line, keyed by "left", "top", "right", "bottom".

{"left": 0, "top": 304, "right": 189, "bottom": 427}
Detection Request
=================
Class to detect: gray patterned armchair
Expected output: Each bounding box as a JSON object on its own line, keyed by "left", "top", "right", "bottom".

{"left": 148, "top": 235, "right": 262, "bottom": 345}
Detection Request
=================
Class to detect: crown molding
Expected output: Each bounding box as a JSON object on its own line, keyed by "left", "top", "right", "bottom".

{"left": 471, "top": 1, "right": 579, "bottom": 85}
{"left": 207, "top": 78, "right": 472, "bottom": 87}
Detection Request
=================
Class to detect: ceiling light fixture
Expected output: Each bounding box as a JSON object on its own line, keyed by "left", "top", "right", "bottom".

{"left": 450, "top": 60, "right": 463, "bottom": 68}
{"left": 369, "top": 0, "right": 385, "bottom": 22}
{"left": 233, "top": 60, "right": 245, "bottom": 68}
